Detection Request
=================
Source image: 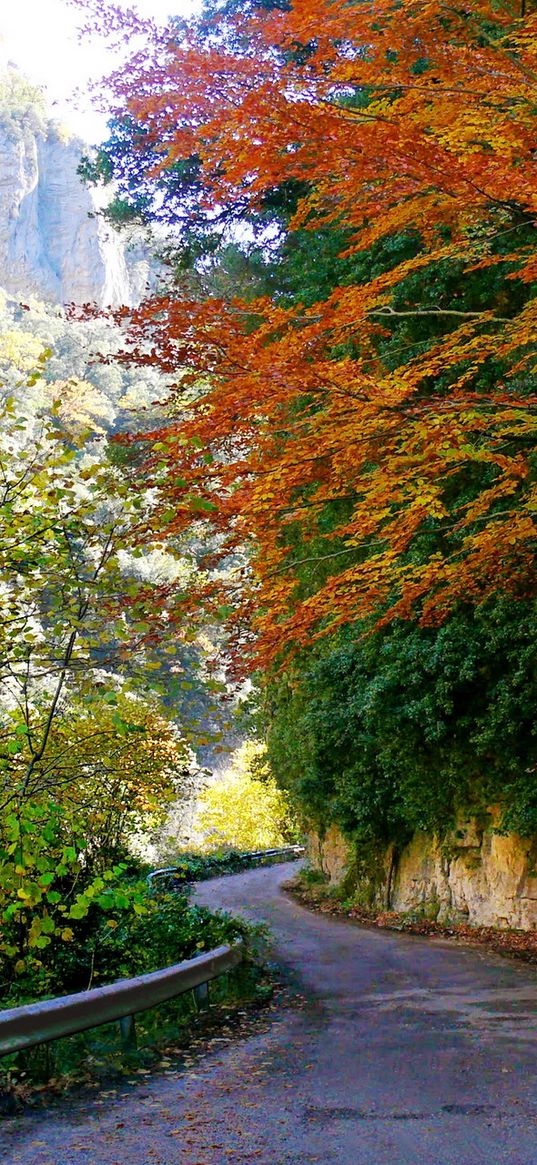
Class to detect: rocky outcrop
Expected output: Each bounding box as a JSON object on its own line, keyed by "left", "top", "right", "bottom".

{"left": 0, "top": 68, "right": 142, "bottom": 307}
{"left": 390, "top": 814, "right": 537, "bottom": 929}
{"left": 0, "top": 123, "right": 134, "bottom": 307}
{"left": 308, "top": 813, "right": 537, "bottom": 930}
{"left": 308, "top": 825, "right": 352, "bottom": 885}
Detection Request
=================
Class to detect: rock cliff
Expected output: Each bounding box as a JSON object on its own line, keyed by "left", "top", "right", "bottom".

{"left": 308, "top": 814, "right": 537, "bottom": 930}
{"left": 0, "top": 67, "right": 143, "bottom": 307}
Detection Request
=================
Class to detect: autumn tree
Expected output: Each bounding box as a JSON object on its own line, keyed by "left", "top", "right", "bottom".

{"left": 0, "top": 368, "right": 199, "bottom": 986}
{"left": 66, "top": 0, "right": 537, "bottom": 871}
{"left": 73, "top": 0, "right": 537, "bottom": 680}
{"left": 194, "top": 741, "right": 297, "bottom": 851}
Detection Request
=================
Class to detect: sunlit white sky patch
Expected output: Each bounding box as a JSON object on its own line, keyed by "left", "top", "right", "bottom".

{"left": 1, "top": 0, "right": 199, "bottom": 143}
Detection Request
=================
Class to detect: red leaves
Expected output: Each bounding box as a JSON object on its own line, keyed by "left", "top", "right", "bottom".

{"left": 94, "top": 0, "right": 537, "bottom": 670}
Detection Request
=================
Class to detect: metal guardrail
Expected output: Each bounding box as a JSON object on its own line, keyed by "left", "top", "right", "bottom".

{"left": 147, "top": 844, "right": 305, "bottom": 888}
{"left": 0, "top": 941, "right": 243, "bottom": 1058}
{"left": 0, "top": 846, "right": 304, "bottom": 1060}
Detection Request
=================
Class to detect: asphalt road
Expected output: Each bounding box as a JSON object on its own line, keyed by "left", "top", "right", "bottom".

{"left": 3, "top": 861, "right": 537, "bottom": 1164}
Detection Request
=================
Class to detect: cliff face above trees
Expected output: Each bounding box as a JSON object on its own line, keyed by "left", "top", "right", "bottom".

{"left": 0, "top": 67, "right": 144, "bottom": 307}
{"left": 0, "top": 123, "right": 132, "bottom": 306}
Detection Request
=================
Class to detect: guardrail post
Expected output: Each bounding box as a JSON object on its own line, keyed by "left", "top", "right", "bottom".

{"left": 0, "top": 942, "right": 244, "bottom": 1060}
{"left": 119, "top": 1013, "right": 137, "bottom": 1051}
{"left": 193, "top": 981, "right": 209, "bottom": 1012}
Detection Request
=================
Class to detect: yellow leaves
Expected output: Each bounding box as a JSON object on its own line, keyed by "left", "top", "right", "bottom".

{"left": 44, "top": 378, "right": 115, "bottom": 437}
{"left": 99, "top": 0, "right": 537, "bottom": 664}
{"left": 194, "top": 741, "right": 296, "bottom": 851}
{"left": 60, "top": 927, "right": 75, "bottom": 942}
{"left": 434, "top": 110, "right": 524, "bottom": 158}
{"left": 0, "top": 328, "right": 45, "bottom": 374}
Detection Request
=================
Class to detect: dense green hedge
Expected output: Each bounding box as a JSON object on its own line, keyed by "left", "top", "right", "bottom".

{"left": 265, "top": 598, "right": 537, "bottom": 848}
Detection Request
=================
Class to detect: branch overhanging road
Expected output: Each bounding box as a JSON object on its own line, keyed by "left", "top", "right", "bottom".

{"left": 3, "top": 861, "right": 537, "bottom": 1165}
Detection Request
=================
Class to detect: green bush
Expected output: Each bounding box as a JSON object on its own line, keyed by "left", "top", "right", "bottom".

{"left": 157, "top": 847, "right": 293, "bottom": 884}
{"left": 1, "top": 886, "right": 265, "bottom": 1089}
{"left": 266, "top": 597, "right": 537, "bottom": 846}
{"left": 54, "top": 889, "right": 253, "bottom": 993}
{"left": 3, "top": 882, "right": 256, "bottom": 1008}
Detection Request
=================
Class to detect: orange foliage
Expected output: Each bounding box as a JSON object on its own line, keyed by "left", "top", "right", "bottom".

{"left": 95, "top": 0, "right": 537, "bottom": 667}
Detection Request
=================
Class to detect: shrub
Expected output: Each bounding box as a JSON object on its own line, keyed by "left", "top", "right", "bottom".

{"left": 3, "top": 882, "right": 254, "bottom": 1007}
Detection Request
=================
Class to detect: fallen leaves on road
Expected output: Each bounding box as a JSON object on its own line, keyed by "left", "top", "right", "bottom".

{"left": 287, "top": 881, "right": 537, "bottom": 964}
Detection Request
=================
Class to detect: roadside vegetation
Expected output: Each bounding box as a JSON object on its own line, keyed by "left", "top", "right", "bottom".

{"left": 3, "top": 0, "right": 537, "bottom": 1106}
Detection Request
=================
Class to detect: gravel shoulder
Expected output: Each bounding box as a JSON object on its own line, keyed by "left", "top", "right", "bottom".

{"left": 3, "top": 861, "right": 537, "bottom": 1165}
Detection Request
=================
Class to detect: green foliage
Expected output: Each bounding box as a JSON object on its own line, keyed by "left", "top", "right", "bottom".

{"left": 0, "top": 289, "right": 169, "bottom": 427}
{"left": 2, "top": 884, "right": 263, "bottom": 1087}
{"left": 0, "top": 691, "right": 190, "bottom": 997}
{"left": 92, "top": 890, "right": 252, "bottom": 979}
{"left": 158, "top": 840, "right": 302, "bottom": 884}
{"left": 157, "top": 849, "right": 272, "bottom": 881}
{"left": 1, "top": 865, "right": 146, "bottom": 1005}
{"left": 0, "top": 292, "right": 244, "bottom": 756}
{"left": 30, "top": 884, "right": 252, "bottom": 1001}
{"left": 0, "top": 366, "right": 198, "bottom": 986}
{"left": 0, "top": 394, "right": 182, "bottom": 774}
{"left": 265, "top": 598, "right": 537, "bottom": 846}
{"left": 4, "top": 870, "right": 258, "bottom": 1006}
{"left": 0, "top": 70, "right": 47, "bottom": 141}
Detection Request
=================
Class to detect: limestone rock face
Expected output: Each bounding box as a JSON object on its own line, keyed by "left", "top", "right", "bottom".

{"left": 307, "top": 825, "right": 352, "bottom": 885}
{"left": 308, "top": 813, "right": 537, "bottom": 930}
{"left": 0, "top": 120, "right": 133, "bottom": 307}
{"left": 390, "top": 816, "right": 537, "bottom": 929}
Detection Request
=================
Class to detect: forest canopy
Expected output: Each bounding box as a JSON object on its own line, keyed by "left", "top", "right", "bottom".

{"left": 75, "top": 0, "right": 537, "bottom": 850}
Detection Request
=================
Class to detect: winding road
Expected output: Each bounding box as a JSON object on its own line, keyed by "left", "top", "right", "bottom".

{"left": 3, "top": 862, "right": 537, "bottom": 1164}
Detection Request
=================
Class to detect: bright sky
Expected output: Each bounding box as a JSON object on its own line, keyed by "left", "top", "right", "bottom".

{"left": 0, "top": 0, "right": 199, "bottom": 143}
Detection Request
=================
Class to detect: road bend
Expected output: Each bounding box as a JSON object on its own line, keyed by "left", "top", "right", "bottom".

{"left": 2, "top": 861, "right": 537, "bottom": 1164}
